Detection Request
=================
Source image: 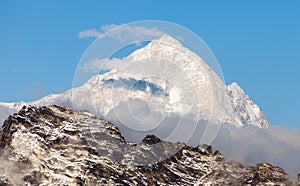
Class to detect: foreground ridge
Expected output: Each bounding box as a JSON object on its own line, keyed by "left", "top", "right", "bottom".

{"left": 0, "top": 105, "right": 294, "bottom": 185}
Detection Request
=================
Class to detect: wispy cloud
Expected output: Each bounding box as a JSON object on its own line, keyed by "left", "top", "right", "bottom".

{"left": 79, "top": 24, "right": 164, "bottom": 40}
{"left": 79, "top": 24, "right": 118, "bottom": 38}
{"left": 79, "top": 58, "right": 133, "bottom": 73}
{"left": 78, "top": 28, "right": 103, "bottom": 38}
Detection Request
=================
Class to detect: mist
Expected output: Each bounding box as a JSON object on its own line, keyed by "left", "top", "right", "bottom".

{"left": 104, "top": 99, "right": 300, "bottom": 179}
{"left": 212, "top": 124, "right": 300, "bottom": 179}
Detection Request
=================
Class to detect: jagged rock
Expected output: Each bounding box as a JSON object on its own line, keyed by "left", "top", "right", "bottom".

{"left": 0, "top": 105, "right": 295, "bottom": 185}
{"left": 213, "top": 150, "right": 224, "bottom": 162}
{"left": 140, "top": 135, "right": 162, "bottom": 146}
{"left": 0, "top": 173, "right": 13, "bottom": 186}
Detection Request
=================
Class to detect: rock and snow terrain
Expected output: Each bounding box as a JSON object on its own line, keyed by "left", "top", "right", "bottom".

{"left": 0, "top": 105, "right": 295, "bottom": 185}
{"left": 0, "top": 35, "right": 283, "bottom": 185}
{"left": 0, "top": 35, "right": 270, "bottom": 129}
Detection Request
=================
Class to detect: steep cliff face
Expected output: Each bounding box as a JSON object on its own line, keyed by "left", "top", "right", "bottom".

{"left": 0, "top": 105, "right": 294, "bottom": 185}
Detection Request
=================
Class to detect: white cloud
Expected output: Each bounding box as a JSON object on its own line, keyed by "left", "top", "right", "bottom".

{"left": 78, "top": 24, "right": 164, "bottom": 40}
{"left": 79, "top": 57, "right": 170, "bottom": 76}
{"left": 78, "top": 28, "right": 103, "bottom": 38}
{"left": 101, "top": 24, "right": 119, "bottom": 33}
{"left": 79, "top": 24, "right": 118, "bottom": 38}
{"left": 104, "top": 98, "right": 300, "bottom": 179}
{"left": 212, "top": 125, "right": 300, "bottom": 179}
{"left": 79, "top": 58, "right": 133, "bottom": 73}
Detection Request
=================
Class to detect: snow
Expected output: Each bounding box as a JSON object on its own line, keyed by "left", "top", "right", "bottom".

{"left": 0, "top": 35, "right": 269, "bottom": 128}
{"left": 169, "top": 87, "right": 181, "bottom": 104}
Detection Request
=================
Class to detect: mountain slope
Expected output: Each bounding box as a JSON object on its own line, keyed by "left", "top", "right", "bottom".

{"left": 126, "top": 34, "right": 269, "bottom": 127}
{"left": 227, "top": 82, "right": 269, "bottom": 128}
{"left": 0, "top": 105, "right": 294, "bottom": 185}
{"left": 0, "top": 102, "right": 25, "bottom": 126}
{"left": 0, "top": 35, "right": 269, "bottom": 128}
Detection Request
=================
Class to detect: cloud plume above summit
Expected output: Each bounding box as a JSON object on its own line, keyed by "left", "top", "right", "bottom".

{"left": 79, "top": 24, "right": 164, "bottom": 40}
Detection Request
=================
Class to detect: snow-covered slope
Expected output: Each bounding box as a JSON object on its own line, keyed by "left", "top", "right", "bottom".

{"left": 0, "top": 35, "right": 270, "bottom": 128}
{"left": 227, "top": 82, "right": 269, "bottom": 128}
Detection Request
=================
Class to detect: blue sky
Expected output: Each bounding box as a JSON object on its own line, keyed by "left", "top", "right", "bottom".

{"left": 0, "top": 1, "right": 299, "bottom": 127}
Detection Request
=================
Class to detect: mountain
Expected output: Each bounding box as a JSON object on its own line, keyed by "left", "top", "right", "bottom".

{"left": 0, "top": 105, "right": 294, "bottom": 185}
{"left": 0, "top": 102, "right": 25, "bottom": 126}
{"left": 0, "top": 35, "right": 269, "bottom": 128}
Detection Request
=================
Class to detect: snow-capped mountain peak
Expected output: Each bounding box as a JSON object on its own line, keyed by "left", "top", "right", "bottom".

{"left": 127, "top": 34, "right": 196, "bottom": 62}
{"left": 155, "top": 34, "right": 183, "bottom": 47}
{"left": 0, "top": 35, "right": 270, "bottom": 129}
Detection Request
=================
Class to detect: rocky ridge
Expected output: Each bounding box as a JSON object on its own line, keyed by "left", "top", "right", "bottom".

{"left": 0, "top": 105, "right": 294, "bottom": 185}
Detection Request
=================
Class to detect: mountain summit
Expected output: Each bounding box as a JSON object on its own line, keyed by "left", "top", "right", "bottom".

{"left": 0, "top": 35, "right": 269, "bottom": 128}
{"left": 127, "top": 34, "right": 270, "bottom": 127}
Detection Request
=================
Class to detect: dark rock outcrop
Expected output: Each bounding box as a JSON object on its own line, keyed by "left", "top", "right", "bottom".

{"left": 140, "top": 135, "right": 162, "bottom": 146}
